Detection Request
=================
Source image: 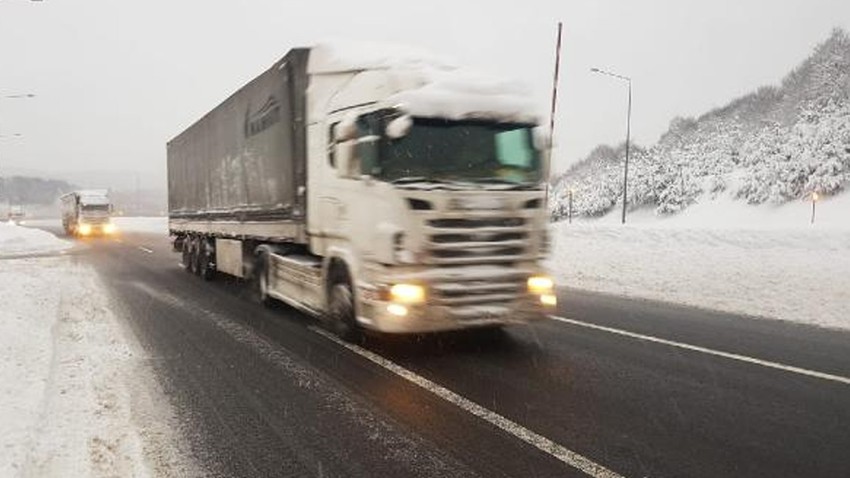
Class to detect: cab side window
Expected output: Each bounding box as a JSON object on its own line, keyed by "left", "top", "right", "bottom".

{"left": 356, "top": 115, "right": 380, "bottom": 176}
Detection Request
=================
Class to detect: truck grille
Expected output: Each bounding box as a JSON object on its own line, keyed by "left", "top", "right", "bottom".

{"left": 427, "top": 267, "right": 529, "bottom": 310}
{"left": 425, "top": 216, "right": 531, "bottom": 266}
{"left": 423, "top": 213, "right": 534, "bottom": 312}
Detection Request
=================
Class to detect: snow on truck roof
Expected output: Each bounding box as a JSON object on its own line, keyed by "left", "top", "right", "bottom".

{"left": 70, "top": 189, "right": 110, "bottom": 205}
{"left": 308, "top": 41, "right": 540, "bottom": 124}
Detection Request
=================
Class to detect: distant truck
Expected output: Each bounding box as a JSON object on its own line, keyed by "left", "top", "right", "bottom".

{"left": 168, "top": 43, "right": 556, "bottom": 339}
{"left": 7, "top": 205, "right": 25, "bottom": 224}
{"left": 60, "top": 190, "right": 116, "bottom": 236}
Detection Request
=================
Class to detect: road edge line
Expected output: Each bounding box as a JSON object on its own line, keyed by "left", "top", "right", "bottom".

{"left": 550, "top": 315, "right": 850, "bottom": 386}
{"left": 309, "top": 326, "right": 624, "bottom": 478}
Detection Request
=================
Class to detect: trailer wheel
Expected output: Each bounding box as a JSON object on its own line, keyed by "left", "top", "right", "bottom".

{"left": 181, "top": 237, "right": 193, "bottom": 273}
{"left": 189, "top": 238, "right": 203, "bottom": 276}
{"left": 198, "top": 239, "right": 216, "bottom": 281}
{"left": 327, "top": 283, "right": 361, "bottom": 343}
{"left": 255, "top": 253, "right": 273, "bottom": 306}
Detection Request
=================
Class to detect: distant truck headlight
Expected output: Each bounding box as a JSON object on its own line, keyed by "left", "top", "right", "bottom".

{"left": 389, "top": 283, "right": 426, "bottom": 304}
{"left": 103, "top": 223, "right": 116, "bottom": 234}
{"left": 78, "top": 223, "right": 92, "bottom": 236}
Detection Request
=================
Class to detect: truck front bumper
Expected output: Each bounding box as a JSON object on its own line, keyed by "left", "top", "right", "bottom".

{"left": 357, "top": 297, "right": 552, "bottom": 334}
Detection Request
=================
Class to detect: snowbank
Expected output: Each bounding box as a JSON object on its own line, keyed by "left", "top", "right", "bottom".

{"left": 0, "top": 257, "right": 196, "bottom": 476}
{"left": 548, "top": 211, "right": 850, "bottom": 330}
{"left": 0, "top": 221, "right": 70, "bottom": 257}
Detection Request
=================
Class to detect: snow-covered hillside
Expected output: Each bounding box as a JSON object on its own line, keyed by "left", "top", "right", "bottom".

{"left": 551, "top": 29, "right": 850, "bottom": 219}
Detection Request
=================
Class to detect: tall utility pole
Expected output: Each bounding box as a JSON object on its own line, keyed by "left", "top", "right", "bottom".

{"left": 545, "top": 22, "right": 564, "bottom": 218}
{"left": 590, "top": 68, "right": 632, "bottom": 224}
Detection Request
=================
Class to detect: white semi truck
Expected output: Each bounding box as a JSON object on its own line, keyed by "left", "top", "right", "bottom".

{"left": 60, "top": 190, "right": 116, "bottom": 236}
{"left": 168, "top": 43, "right": 556, "bottom": 339}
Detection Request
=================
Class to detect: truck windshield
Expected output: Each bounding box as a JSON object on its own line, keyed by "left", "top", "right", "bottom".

{"left": 363, "top": 117, "right": 542, "bottom": 185}
{"left": 82, "top": 204, "right": 110, "bottom": 212}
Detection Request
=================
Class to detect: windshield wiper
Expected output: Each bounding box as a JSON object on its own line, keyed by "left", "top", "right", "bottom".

{"left": 464, "top": 178, "right": 540, "bottom": 189}
{"left": 389, "top": 177, "right": 454, "bottom": 185}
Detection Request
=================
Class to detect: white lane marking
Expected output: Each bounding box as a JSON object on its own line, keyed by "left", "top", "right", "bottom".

{"left": 310, "top": 326, "right": 624, "bottom": 478}
{"left": 551, "top": 315, "right": 850, "bottom": 386}
{"left": 137, "top": 246, "right": 154, "bottom": 254}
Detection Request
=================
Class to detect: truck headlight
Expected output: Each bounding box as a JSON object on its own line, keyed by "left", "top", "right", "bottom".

{"left": 389, "top": 283, "right": 425, "bottom": 304}
{"left": 103, "top": 223, "right": 116, "bottom": 234}
{"left": 527, "top": 275, "right": 554, "bottom": 294}
{"left": 528, "top": 275, "right": 557, "bottom": 306}
{"left": 78, "top": 223, "right": 92, "bottom": 236}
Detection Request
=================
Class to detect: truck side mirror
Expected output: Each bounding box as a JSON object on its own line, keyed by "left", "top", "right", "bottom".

{"left": 335, "top": 141, "right": 355, "bottom": 178}
{"left": 335, "top": 116, "right": 357, "bottom": 142}
{"left": 386, "top": 115, "right": 412, "bottom": 139}
{"left": 533, "top": 126, "right": 551, "bottom": 150}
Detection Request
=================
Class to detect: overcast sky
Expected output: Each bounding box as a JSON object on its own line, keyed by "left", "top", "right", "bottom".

{"left": 0, "top": 0, "right": 848, "bottom": 189}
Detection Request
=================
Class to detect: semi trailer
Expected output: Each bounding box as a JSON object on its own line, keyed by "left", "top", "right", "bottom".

{"left": 168, "top": 43, "right": 556, "bottom": 339}
{"left": 60, "top": 190, "right": 116, "bottom": 236}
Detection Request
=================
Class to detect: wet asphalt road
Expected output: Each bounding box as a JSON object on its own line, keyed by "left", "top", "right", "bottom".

{"left": 39, "top": 225, "right": 850, "bottom": 477}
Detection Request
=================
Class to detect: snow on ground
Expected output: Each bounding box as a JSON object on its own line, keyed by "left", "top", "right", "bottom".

{"left": 112, "top": 216, "right": 168, "bottom": 235}
{"left": 549, "top": 192, "right": 850, "bottom": 330}
{"left": 0, "top": 220, "right": 70, "bottom": 257}
{"left": 0, "top": 227, "right": 196, "bottom": 477}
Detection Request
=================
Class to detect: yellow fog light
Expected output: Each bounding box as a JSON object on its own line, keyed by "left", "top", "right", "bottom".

{"left": 389, "top": 283, "right": 425, "bottom": 304}
{"left": 78, "top": 223, "right": 92, "bottom": 236}
{"left": 103, "top": 223, "right": 116, "bottom": 235}
{"left": 528, "top": 275, "right": 554, "bottom": 294}
{"left": 540, "top": 294, "right": 557, "bottom": 306}
{"left": 387, "top": 304, "right": 409, "bottom": 317}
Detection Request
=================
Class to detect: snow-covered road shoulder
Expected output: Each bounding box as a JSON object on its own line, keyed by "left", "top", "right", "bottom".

{"left": 0, "top": 221, "right": 71, "bottom": 257}
{"left": 548, "top": 195, "right": 850, "bottom": 331}
{"left": 0, "top": 254, "right": 196, "bottom": 477}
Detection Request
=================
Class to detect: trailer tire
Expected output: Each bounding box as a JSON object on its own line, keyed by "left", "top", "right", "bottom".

{"left": 189, "top": 238, "right": 203, "bottom": 276}
{"left": 255, "top": 253, "right": 273, "bottom": 307}
{"left": 327, "top": 282, "right": 361, "bottom": 343}
{"left": 198, "top": 240, "right": 216, "bottom": 281}
{"left": 181, "top": 237, "right": 193, "bottom": 273}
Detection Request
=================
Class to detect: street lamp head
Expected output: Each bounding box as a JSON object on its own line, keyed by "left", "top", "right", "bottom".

{"left": 812, "top": 192, "right": 820, "bottom": 201}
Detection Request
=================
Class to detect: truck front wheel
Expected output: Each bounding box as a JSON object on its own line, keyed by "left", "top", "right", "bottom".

{"left": 327, "top": 283, "right": 361, "bottom": 343}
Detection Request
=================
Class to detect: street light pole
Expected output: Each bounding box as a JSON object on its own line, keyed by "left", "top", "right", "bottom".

{"left": 590, "top": 68, "right": 632, "bottom": 224}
